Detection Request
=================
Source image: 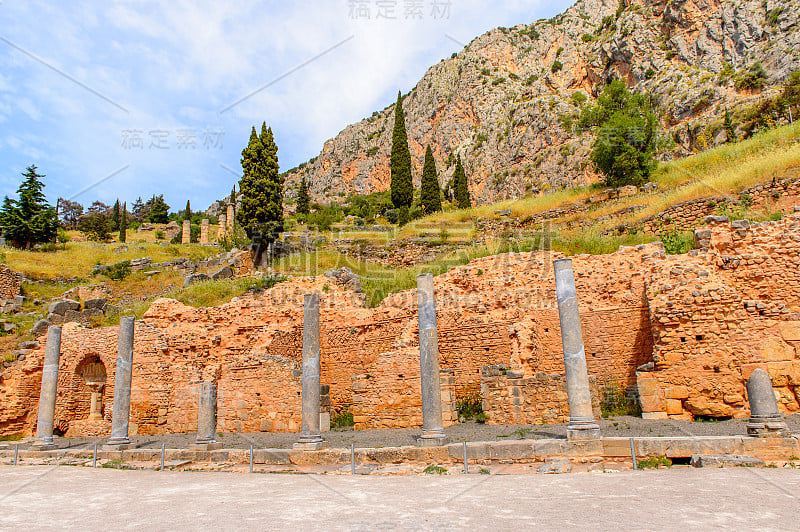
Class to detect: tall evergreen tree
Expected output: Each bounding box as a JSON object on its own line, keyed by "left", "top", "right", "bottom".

{"left": 238, "top": 123, "right": 283, "bottom": 235}
{"left": 111, "top": 199, "right": 121, "bottom": 231}
{"left": 0, "top": 165, "right": 58, "bottom": 249}
{"left": 419, "top": 146, "right": 442, "bottom": 215}
{"left": 131, "top": 196, "right": 146, "bottom": 221}
{"left": 296, "top": 174, "right": 310, "bottom": 215}
{"left": 724, "top": 109, "right": 736, "bottom": 143}
{"left": 184, "top": 200, "right": 192, "bottom": 221}
{"left": 390, "top": 91, "right": 413, "bottom": 211}
{"left": 453, "top": 156, "right": 471, "bottom": 210}
{"left": 119, "top": 202, "right": 127, "bottom": 243}
{"left": 146, "top": 194, "right": 170, "bottom": 223}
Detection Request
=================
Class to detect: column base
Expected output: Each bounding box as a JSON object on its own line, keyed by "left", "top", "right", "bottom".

{"left": 103, "top": 438, "right": 133, "bottom": 451}
{"left": 191, "top": 442, "right": 223, "bottom": 451}
{"left": 415, "top": 432, "right": 449, "bottom": 447}
{"left": 747, "top": 416, "right": 790, "bottom": 437}
{"left": 293, "top": 441, "right": 328, "bottom": 451}
{"left": 566, "top": 422, "right": 601, "bottom": 441}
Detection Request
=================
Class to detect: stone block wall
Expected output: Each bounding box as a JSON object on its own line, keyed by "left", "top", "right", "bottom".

{"left": 481, "top": 364, "right": 601, "bottom": 425}
{"left": 0, "top": 264, "right": 23, "bottom": 300}
{"left": 350, "top": 349, "right": 456, "bottom": 430}
{"left": 641, "top": 214, "right": 800, "bottom": 419}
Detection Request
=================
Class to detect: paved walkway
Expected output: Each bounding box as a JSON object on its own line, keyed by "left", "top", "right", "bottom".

{"left": 0, "top": 466, "right": 797, "bottom": 530}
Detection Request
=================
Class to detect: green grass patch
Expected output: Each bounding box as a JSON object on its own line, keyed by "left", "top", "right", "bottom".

{"left": 638, "top": 456, "right": 672, "bottom": 469}
{"left": 423, "top": 464, "right": 448, "bottom": 475}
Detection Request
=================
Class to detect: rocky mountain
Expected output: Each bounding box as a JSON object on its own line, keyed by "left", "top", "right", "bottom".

{"left": 285, "top": 0, "right": 800, "bottom": 206}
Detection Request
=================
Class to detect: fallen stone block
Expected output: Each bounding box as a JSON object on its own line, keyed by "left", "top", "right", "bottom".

{"left": 210, "top": 266, "right": 234, "bottom": 281}
{"left": 63, "top": 309, "right": 93, "bottom": 327}
{"left": 537, "top": 458, "right": 571, "bottom": 474}
{"left": 30, "top": 319, "right": 52, "bottom": 336}
{"left": 47, "top": 299, "right": 80, "bottom": 316}
{"left": 84, "top": 298, "right": 107, "bottom": 310}
{"left": 184, "top": 273, "right": 210, "bottom": 288}
{"left": 690, "top": 454, "right": 765, "bottom": 468}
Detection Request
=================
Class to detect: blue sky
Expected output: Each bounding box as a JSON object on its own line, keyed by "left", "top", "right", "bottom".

{"left": 0, "top": 0, "right": 573, "bottom": 212}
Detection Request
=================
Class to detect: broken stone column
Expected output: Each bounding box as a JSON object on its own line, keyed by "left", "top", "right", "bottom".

{"left": 415, "top": 273, "right": 448, "bottom": 446}
{"left": 554, "top": 259, "right": 601, "bottom": 441}
{"left": 200, "top": 219, "right": 209, "bottom": 244}
{"left": 181, "top": 220, "right": 191, "bottom": 244}
{"left": 218, "top": 214, "right": 227, "bottom": 239}
{"left": 746, "top": 369, "right": 789, "bottom": 437}
{"left": 193, "top": 382, "right": 222, "bottom": 450}
{"left": 33, "top": 326, "right": 62, "bottom": 450}
{"left": 106, "top": 316, "right": 135, "bottom": 448}
{"left": 294, "top": 293, "right": 327, "bottom": 450}
{"left": 226, "top": 204, "right": 234, "bottom": 230}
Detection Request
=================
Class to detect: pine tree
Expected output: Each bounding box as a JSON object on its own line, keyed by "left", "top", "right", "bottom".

{"left": 419, "top": 146, "right": 442, "bottom": 215}
{"left": 119, "top": 202, "right": 127, "bottom": 243}
{"left": 131, "top": 196, "right": 145, "bottom": 221}
{"left": 296, "top": 174, "right": 311, "bottom": 215}
{"left": 237, "top": 123, "right": 283, "bottom": 235}
{"left": 453, "top": 156, "right": 471, "bottom": 210}
{"left": 0, "top": 165, "right": 58, "bottom": 249}
{"left": 111, "top": 199, "right": 121, "bottom": 231}
{"left": 146, "top": 194, "right": 170, "bottom": 223}
{"left": 390, "top": 91, "right": 413, "bottom": 210}
{"left": 724, "top": 108, "right": 736, "bottom": 143}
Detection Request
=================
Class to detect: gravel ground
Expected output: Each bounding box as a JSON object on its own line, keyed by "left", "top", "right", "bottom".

{"left": 6, "top": 414, "right": 799, "bottom": 451}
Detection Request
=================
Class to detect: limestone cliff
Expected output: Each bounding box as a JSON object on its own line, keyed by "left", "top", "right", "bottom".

{"left": 285, "top": 0, "right": 800, "bottom": 205}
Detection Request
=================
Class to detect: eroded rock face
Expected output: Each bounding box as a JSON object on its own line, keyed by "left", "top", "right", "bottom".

{"left": 285, "top": 0, "right": 800, "bottom": 205}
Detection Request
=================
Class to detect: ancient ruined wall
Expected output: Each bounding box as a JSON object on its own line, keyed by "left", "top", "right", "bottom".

{"left": 481, "top": 365, "right": 601, "bottom": 425}
{"left": 351, "top": 349, "right": 457, "bottom": 430}
{"left": 641, "top": 177, "right": 800, "bottom": 234}
{"left": 640, "top": 214, "right": 800, "bottom": 420}
{"left": 0, "top": 264, "right": 23, "bottom": 300}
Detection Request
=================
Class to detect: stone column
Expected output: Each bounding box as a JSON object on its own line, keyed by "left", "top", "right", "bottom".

{"left": 294, "top": 293, "right": 327, "bottom": 450}
{"left": 181, "top": 220, "right": 191, "bottom": 244}
{"left": 88, "top": 385, "right": 104, "bottom": 421}
{"left": 193, "top": 382, "right": 222, "bottom": 449}
{"left": 226, "top": 204, "right": 234, "bottom": 230}
{"left": 415, "top": 273, "right": 448, "bottom": 446}
{"left": 106, "top": 316, "right": 135, "bottom": 448}
{"left": 554, "top": 259, "right": 601, "bottom": 441}
{"left": 746, "top": 369, "right": 789, "bottom": 437}
{"left": 200, "top": 219, "right": 209, "bottom": 244}
{"left": 33, "top": 326, "right": 62, "bottom": 450}
{"left": 218, "top": 214, "right": 227, "bottom": 239}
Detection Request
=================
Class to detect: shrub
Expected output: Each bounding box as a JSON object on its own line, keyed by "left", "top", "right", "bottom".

{"left": 423, "top": 464, "right": 448, "bottom": 475}
{"left": 600, "top": 381, "right": 642, "bottom": 418}
{"left": 385, "top": 209, "right": 399, "bottom": 224}
{"left": 331, "top": 408, "right": 354, "bottom": 429}
{"left": 154, "top": 230, "right": 165, "bottom": 241}
{"left": 106, "top": 260, "right": 131, "bottom": 281}
{"left": 734, "top": 63, "right": 768, "bottom": 92}
{"left": 658, "top": 228, "right": 693, "bottom": 255}
{"left": 456, "top": 392, "right": 483, "bottom": 421}
{"left": 551, "top": 60, "right": 563, "bottom": 73}
{"left": 581, "top": 33, "right": 595, "bottom": 42}
{"left": 638, "top": 456, "right": 672, "bottom": 469}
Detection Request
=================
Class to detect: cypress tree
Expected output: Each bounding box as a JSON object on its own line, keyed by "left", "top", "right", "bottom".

{"left": 724, "top": 108, "right": 736, "bottom": 143}
{"left": 419, "top": 146, "right": 442, "bottom": 215}
{"left": 119, "top": 202, "right": 127, "bottom": 243}
{"left": 184, "top": 200, "right": 192, "bottom": 221}
{"left": 390, "top": 91, "right": 413, "bottom": 210}
{"left": 0, "top": 165, "right": 58, "bottom": 249}
{"left": 238, "top": 123, "right": 283, "bottom": 235}
{"left": 296, "top": 174, "right": 310, "bottom": 215}
{"left": 453, "top": 156, "right": 471, "bottom": 209}
{"left": 111, "top": 199, "right": 120, "bottom": 231}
